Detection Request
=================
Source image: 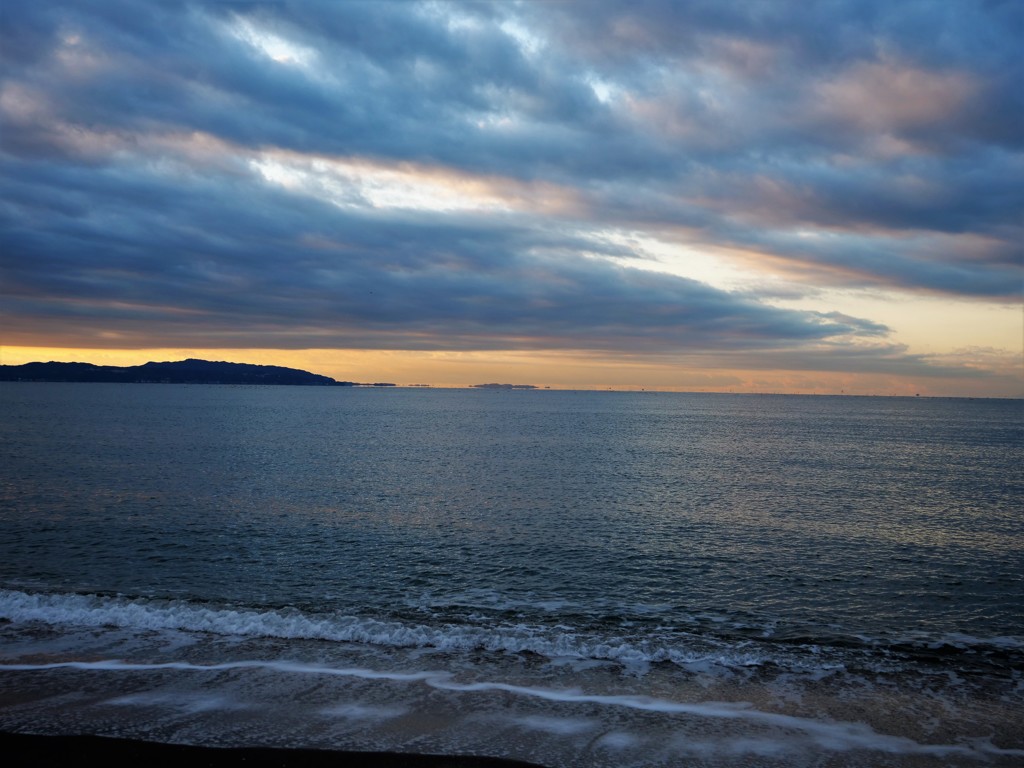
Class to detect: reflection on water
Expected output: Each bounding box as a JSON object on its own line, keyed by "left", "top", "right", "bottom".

{"left": 1, "top": 384, "right": 1022, "bottom": 765}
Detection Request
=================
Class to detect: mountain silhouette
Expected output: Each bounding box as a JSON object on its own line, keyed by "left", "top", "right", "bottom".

{"left": 0, "top": 359, "right": 355, "bottom": 386}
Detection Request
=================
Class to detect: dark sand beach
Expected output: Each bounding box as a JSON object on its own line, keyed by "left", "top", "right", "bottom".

{"left": 1, "top": 733, "right": 546, "bottom": 767}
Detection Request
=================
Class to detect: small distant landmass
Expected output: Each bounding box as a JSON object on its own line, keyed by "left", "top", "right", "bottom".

{"left": 470, "top": 383, "right": 538, "bottom": 390}
{"left": 0, "top": 359, "right": 396, "bottom": 387}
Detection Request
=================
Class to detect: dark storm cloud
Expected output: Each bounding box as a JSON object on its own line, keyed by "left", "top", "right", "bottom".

{"left": 0, "top": 148, "right": 881, "bottom": 351}
{"left": 0, "top": 0, "right": 1020, "bottom": 371}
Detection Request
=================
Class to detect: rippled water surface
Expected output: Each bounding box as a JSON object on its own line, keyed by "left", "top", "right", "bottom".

{"left": 1, "top": 384, "right": 1022, "bottom": 766}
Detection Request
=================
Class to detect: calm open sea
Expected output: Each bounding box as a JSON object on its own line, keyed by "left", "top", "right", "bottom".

{"left": 1, "top": 383, "right": 1021, "bottom": 766}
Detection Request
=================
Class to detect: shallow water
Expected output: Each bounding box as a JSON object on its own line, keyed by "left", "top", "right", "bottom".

{"left": 1, "top": 384, "right": 1022, "bottom": 766}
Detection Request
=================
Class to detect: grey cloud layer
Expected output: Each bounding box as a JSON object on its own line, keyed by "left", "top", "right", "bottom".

{"left": 1, "top": 151, "right": 877, "bottom": 350}
{"left": 1, "top": 0, "right": 1020, "bottom": 367}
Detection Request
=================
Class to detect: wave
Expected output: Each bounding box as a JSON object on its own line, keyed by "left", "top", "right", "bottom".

{"left": 0, "top": 589, "right": 781, "bottom": 671}
{"left": 1, "top": 657, "right": 1022, "bottom": 760}
{"left": 2, "top": 588, "right": 1020, "bottom": 675}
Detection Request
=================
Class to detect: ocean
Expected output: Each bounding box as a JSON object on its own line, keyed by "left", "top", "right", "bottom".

{"left": 1, "top": 383, "right": 1021, "bottom": 767}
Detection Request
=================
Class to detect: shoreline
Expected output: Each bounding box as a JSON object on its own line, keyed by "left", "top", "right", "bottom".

{"left": 0, "top": 732, "right": 548, "bottom": 767}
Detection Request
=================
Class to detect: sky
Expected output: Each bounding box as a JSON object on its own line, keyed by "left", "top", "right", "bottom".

{"left": 1, "top": 0, "right": 1021, "bottom": 395}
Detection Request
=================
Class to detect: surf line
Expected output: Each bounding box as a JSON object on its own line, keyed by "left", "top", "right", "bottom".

{"left": 1, "top": 659, "right": 1020, "bottom": 759}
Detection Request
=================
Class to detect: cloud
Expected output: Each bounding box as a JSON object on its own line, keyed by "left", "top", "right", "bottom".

{"left": 0, "top": 0, "right": 1020, "bottom": 385}
{"left": 0, "top": 136, "right": 886, "bottom": 353}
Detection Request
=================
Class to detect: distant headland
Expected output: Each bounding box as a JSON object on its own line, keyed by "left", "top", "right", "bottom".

{"left": 470, "top": 383, "right": 539, "bottom": 390}
{"left": 0, "top": 359, "right": 396, "bottom": 387}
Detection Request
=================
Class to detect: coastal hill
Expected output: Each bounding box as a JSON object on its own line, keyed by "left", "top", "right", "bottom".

{"left": 470, "top": 383, "right": 538, "bottom": 390}
{"left": 0, "top": 359, "right": 369, "bottom": 386}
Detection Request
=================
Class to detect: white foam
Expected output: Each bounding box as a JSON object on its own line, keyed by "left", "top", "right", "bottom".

{"left": 103, "top": 691, "right": 251, "bottom": 713}
{"left": 3, "top": 657, "right": 1021, "bottom": 760}
{"left": 857, "top": 629, "right": 1024, "bottom": 652}
{"left": 320, "top": 702, "right": 408, "bottom": 720}
{"left": 673, "top": 736, "right": 790, "bottom": 759}
{"left": 505, "top": 714, "right": 596, "bottom": 735}
{"left": 938, "top": 632, "right": 1024, "bottom": 650}
{"left": 2, "top": 588, "right": 1020, "bottom": 688}
{"left": 0, "top": 589, "right": 784, "bottom": 672}
{"left": 594, "top": 731, "right": 640, "bottom": 749}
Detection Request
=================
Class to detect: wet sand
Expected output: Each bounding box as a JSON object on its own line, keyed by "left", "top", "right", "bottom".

{"left": 1, "top": 732, "right": 547, "bottom": 767}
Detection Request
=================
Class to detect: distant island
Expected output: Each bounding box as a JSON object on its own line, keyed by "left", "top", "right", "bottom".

{"left": 0, "top": 359, "right": 395, "bottom": 387}
{"left": 470, "top": 383, "right": 538, "bottom": 390}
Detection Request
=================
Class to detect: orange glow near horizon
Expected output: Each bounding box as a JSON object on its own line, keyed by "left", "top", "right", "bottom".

{"left": 2, "top": 345, "right": 1020, "bottom": 398}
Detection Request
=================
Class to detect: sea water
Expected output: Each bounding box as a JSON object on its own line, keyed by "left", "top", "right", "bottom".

{"left": 0, "top": 383, "right": 1021, "bottom": 767}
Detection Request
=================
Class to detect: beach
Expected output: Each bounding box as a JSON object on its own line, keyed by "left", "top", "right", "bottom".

{"left": 0, "top": 733, "right": 545, "bottom": 767}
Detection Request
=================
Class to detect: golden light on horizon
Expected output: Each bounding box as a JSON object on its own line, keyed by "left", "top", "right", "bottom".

{"left": 3, "top": 345, "right": 1020, "bottom": 398}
